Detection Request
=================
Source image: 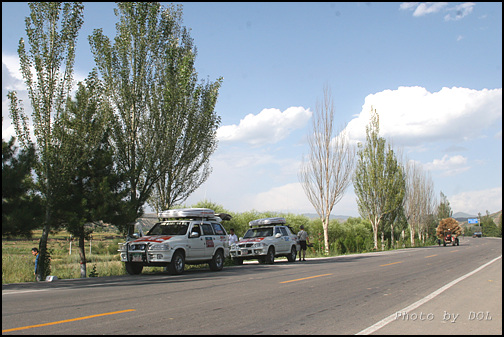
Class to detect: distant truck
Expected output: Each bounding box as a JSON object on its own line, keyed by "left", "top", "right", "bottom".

{"left": 436, "top": 217, "right": 461, "bottom": 246}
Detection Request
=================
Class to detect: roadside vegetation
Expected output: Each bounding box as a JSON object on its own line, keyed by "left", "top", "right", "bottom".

{"left": 7, "top": 204, "right": 501, "bottom": 285}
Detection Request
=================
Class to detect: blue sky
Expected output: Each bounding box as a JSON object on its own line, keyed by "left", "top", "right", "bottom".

{"left": 2, "top": 2, "right": 502, "bottom": 217}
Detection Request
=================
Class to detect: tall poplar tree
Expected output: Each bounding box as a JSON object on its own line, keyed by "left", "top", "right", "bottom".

{"left": 7, "top": 2, "right": 84, "bottom": 280}
{"left": 353, "top": 108, "right": 406, "bottom": 250}
{"left": 89, "top": 3, "right": 222, "bottom": 223}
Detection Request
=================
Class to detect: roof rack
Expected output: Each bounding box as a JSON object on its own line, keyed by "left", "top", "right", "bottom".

{"left": 157, "top": 208, "right": 232, "bottom": 222}
{"left": 249, "top": 217, "right": 286, "bottom": 227}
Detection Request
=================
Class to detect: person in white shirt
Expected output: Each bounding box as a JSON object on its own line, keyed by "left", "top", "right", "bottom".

{"left": 228, "top": 228, "right": 238, "bottom": 245}
{"left": 297, "top": 225, "right": 309, "bottom": 261}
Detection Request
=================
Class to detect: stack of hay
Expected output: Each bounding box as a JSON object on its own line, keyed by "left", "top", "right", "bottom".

{"left": 436, "top": 217, "right": 462, "bottom": 239}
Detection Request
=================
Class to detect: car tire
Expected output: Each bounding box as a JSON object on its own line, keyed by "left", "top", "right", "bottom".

{"left": 125, "top": 262, "right": 143, "bottom": 275}
{"left": 209, "top": 250, "right": 224, "bottom": 271}
{"left": 265, "top": 247, "right": 275, "bottom": 264}
{"left": 287, "top": 246, "right": 297, "bottom": 262}
{"left": 167, "top": 250, "right": 185, "bottom": 275}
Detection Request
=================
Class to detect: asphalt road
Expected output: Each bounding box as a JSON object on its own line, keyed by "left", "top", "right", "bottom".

{"left": 2, "top": 237, "right": 501, "bottom": 335}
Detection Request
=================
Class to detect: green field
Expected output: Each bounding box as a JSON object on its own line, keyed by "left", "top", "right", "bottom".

{"left": 2, "top": 229, "right": 128, "bottom": 284}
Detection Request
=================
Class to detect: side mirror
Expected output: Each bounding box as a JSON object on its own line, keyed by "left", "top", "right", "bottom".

{"left": 275, "top": 233, "right": 282, "bottom": 238}
{"left": 189, "top": 232, "right": 200, "bottom": 238}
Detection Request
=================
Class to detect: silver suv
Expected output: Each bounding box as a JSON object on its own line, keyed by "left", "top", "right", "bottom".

{"left": 230, "top": 217, "right": 299, "bottom": 265}
{"left": 119, "top": 208, "right": 231, "bottom": 275}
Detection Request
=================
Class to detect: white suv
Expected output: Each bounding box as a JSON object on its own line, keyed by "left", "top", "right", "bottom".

{"left": 119, "top": 208, "right": 231, "bottom": 275}
{"left": 229, "top": 217, "right": 299, "bottom": 264}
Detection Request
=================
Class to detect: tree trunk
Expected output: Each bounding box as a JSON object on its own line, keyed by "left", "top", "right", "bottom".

{"left": 409, "top": 223, "right": 416, "bottom": 247}
{"left": 390, "top": 224, "right": 395, "bottom": 249}
{"left": 37, "top": 223, "right": 51, "bottom": 281}
{"left": 323, "top": 217, "right": 330, "bottom": 255}
{"left": 372, "top": 223, "right": 379, "bottom": 250}
{"left": 78, "top": 235, "right": 87, "bottom": 278}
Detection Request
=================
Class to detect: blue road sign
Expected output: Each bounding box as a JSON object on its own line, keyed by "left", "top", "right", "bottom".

{"left": 468, "top": 218, "right": 479, "bottom": 224}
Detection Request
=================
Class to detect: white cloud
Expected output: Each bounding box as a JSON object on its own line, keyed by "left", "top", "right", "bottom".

{"left": 251, "top": 182, "right": 310, "bottom": 213}
{"left": 423, "top": 154, "right": 470, "bottom": 176}
{"left": 248, "top": 182, "right": 360, "bottom": 217}
{"left": 217, "top": 106, "right": 312, "bottom": 146}
{"left": 450, "top": 187, "right": 502, "bottom": 215}
{"left": 400, "top": 2, "right": 449, "bottom": 16}
{"left": 444, "top": 2, "right": 475, "bottom": 21}
{"left": 414, "top": 2, "right": 449, "bottom": 16}
{"left": 2, "top": 54, "right": 25, "bottom": 91}
{"left": 344, "top": 86, "right": 502, "bottom": 146}
{"left": 400, "top": 2, "right": 475, "bottom": 21}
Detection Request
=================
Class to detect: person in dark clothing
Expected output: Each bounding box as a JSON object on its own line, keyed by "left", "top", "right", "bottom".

{"left": 31, "top": 248, "right": 40, "bottom": 282}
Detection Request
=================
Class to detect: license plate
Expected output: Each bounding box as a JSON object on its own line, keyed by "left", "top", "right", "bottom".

{"left": 131, "top": 253, "right": 143, "bottom": 262}
{"left": 241, "top": 249, "right": 249, "bottom": 255}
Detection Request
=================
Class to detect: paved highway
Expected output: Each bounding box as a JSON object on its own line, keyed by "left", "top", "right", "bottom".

{"left": 2, "top": 237, "right": 501, "bottom": 335}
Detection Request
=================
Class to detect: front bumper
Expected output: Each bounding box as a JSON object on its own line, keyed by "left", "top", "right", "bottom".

{"left": 230, "top": 246, "right": 267, "bottom": 258}
{"left": 120, "top": 249, "right": 175, "bottom": 264}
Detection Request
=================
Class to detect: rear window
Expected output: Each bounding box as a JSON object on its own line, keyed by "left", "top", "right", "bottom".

{"left": 212, "top": 223, "right": 226, "bottom": 235}
{"left": 201, "top": 223, "right": 215, "bottom": 235}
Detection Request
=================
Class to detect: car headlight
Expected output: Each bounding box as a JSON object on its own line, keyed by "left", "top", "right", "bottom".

{"left": 148, "top": 243, "right": 170, "bottom": 251}
{"left": 252, "top": 242, "right": 265, "bottom": 248}
{"left": 230, "top": 244, "right": 237, "bottom": 250}
{"left": 118, "top": 243, "right": 127, "bottom": 252}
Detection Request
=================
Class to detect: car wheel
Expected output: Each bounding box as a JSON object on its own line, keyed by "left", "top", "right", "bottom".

{"left": 287, "top": 246, "right": 297, "bottom": 262}
{"left": 125, "top": 262, "right": 143, "bottom": 275}
{"left": 167, "top": 250, "right": 185, "bottom": 275}
{"left": 265, "top": 247, "right": 275, "bottom": 264}
{"left": 209, "top": 250, "right": 224, "bottom": 271}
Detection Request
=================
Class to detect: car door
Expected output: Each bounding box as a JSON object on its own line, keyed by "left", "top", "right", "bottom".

{"left": 274, "top": 226, "right": 288, "bottom": 253}
{"left": 201, "top": 222, "right": 216, "bottom": 257}
{"left": 186, "top": 223, "right": 205, "bottom": 260}
{"left": 280, "top": 227, "right": 293, "bottom": 253}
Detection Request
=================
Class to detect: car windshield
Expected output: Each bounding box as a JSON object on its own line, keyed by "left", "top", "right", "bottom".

{"left": 147, "top": 222, "right": 189, "bottom": 236}
{"left": 243, "top": 227, "right": 273, "bottom": 238}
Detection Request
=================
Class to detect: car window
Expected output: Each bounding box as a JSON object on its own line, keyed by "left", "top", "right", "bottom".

{"left": 243, "top": 227, "right": 273, "bottom": 238}
{"left": 212, "top": 223, "right": 226, "bottom": 235}
{"left": 274, "top": 227, "right": 282, "bottom": 235}
{"left": 201, "top": 223, "right": 214, "bottom": 235}
{"left": 191, "top": 224, "right": 201, "bottom": 235}
{"left": 147, "top": 222, "right": 189, "bottom": 235}
{"left": 280, "top": 227, "right": 288, "bottom": 236}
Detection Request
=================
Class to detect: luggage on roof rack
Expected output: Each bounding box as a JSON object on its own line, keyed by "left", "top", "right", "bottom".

{"left": 158, "top": 208, "right": 216, "bottom": 219}
{"left": 157, "top": 208, "right": 232, "bottom": 222}
{"left": 249, "top": 217, "right": 286, "bottom": 227}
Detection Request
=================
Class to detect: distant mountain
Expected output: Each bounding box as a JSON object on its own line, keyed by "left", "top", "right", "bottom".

{"left": 452, "top": 212, "right": 478, "bottom": 222}
{"left": 452, "top": 212, "right": 477, "bottom": 219}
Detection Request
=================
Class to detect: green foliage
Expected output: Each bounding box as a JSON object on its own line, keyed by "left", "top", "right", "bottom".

{"left": 89, "top": 2, "right": 222, "bottom": 222}
{"left": 437, "top": 191, "right": 453, "bottom": 220}
{"left": 353, "top": 108, "right": 406, "bottom": 250}
{"left": 479, "top": 211, "right": 501, "bottom": 237}
{"left": 7, "top": 2, "right": 85, "bottom": 283}
{"left": 2, "top": 137, "right": 44, "bottom": 237}
{"left": 88, "top": 264, "right": 99, "bottom": 278}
